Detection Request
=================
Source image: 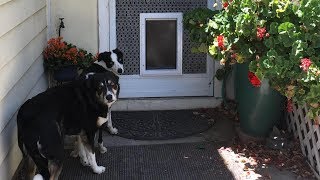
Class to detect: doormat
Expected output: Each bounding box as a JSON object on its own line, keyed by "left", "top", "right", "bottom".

{"left": 110, "top": 109, "right": 215, "bottom": 140}
{"left": 59, "top": 142, "right": 234, "bottom": 180}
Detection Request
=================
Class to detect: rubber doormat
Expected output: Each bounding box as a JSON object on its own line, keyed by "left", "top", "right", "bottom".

{"left": 59, "top": 142, "right": 234, "bottom": 180}
{"left": 110, "top": 110, "right": 215, "bottom": 140}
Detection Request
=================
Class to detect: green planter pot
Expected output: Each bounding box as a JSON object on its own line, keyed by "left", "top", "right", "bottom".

{"left": 235, "top": 63, "right": 285, "bottom": 137}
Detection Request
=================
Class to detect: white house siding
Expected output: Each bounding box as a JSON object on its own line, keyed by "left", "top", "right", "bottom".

{"left": 0, "top": 0, "right": 48, "bottom": 179}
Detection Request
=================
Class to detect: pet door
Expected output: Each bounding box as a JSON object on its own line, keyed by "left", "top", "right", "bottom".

{"left": 140, "top": 13, "right": 182, "bottom": 76}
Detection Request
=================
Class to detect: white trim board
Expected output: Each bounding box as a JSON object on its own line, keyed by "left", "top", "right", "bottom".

{"left": 118, "top": 74, "right": 213, "bottom": 98}
{"left": 140, "top": 13, "right": 183, "bottom": 76}
{"left": 98, "top": 0, "right": 110, "bottom": 52}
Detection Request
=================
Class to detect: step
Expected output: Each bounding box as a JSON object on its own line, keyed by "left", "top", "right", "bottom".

{"left": 111, "top": 97, "right": 222, "bottom": 111}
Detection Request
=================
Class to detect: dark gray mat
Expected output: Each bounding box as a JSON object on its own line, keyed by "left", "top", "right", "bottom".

{"left": 111, "top": 110, "right": 214, "bottom": 140}
{"left": 59, "top": 142, "right": 234, "bottom": 180}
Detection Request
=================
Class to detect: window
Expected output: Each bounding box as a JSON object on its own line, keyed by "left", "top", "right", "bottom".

{"left": 140, "top": 13, "right": 183, "bottom": 76}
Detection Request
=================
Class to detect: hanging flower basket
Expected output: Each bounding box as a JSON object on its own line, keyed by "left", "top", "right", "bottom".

{"left": 43, "top": 37, "right": 95, "bottom": 82}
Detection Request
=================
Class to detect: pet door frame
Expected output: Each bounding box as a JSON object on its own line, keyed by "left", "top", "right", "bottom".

{"left": 140, "top": 13, "right": 183, "bottom": 76}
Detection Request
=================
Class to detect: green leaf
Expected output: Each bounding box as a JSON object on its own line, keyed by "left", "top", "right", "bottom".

{"left": 278, "top": 22, "right": 295, "bottom": 34}
{"left": 264, "top": 37, "right": 275, "bottom": 48}
{"left": 208, "top": 45, "right": 217, "bottom": 56}
{"left": 189, "top": 19, "right": 196, "bottom": 25}
{"left": 267, "top": 49, "right": 278, "bottom": 58}
{"left": 255, "top": 69, "right": 264, "bottom": 80}
{"left": 208, "top": 19, "right": 218, "bottom": 29}
{"left": 191, "top": 47, "right": 200, "bottom": 53}
{"left": 307, "top": 47, "right": 315, "bottom": 56}
{"left": 269, "top": 22, "right": 278, "bottom": 34}
{"left": 311, "top": 34, "right": 320, "bottom": 48}
{"left": 198, "top": 43, "right": 208, "bottom": 53}
{"left": 305, "top": 33, "right": 311, "bottom": 41}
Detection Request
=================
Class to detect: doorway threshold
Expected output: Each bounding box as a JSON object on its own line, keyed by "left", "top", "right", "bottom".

{"left": 112, "top": 97, "right": 222, "bottom": 111}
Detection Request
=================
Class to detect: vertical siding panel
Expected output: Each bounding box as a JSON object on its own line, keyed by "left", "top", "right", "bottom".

{"left": 0, "top": 0, "right": 46, "bottom": 37}
{"left": 0, "top": 30, "right": 46, "bottom": 106}
{"left": 0, "top": 0, "right": 48, "bottom": 179}
{"left": 0, "top": 74, "right": 47, "bottom": 180}
{"left": 0, "top": 7, "right": 47, "bottom": 71}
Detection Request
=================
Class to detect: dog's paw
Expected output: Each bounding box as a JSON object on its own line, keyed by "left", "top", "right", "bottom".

{"left": 70, "top": 150, "right": 78, "bottom": 158}
{"left": 99, "top": 146, "right": 107, "bottom": 154}
{"left": 109, "top": 127, "right": 118, "bottom": 134}
{"left": 33, "top": 174, "right": 44, "bottom": 180}
{"left": 93, "top": 166, "right": 106, "bottom": 174}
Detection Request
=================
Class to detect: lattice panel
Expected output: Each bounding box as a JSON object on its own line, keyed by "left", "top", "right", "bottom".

{"left": 286, "top": 104, "right": 320, "bottom": 178}
{"left": 116, "top": 0, "right": 207, "bottom": 75}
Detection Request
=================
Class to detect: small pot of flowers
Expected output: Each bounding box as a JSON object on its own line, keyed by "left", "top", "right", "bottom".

{"left": 43, "top": 37, "right": 95, "bottom": 82}
{"left": 184, "top": 0, "right": 320, "bottom": 137}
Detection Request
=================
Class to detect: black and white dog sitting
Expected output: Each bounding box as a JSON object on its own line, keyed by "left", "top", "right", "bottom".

{"left": 17, "top": 72, "right": 119, "bottom": 180}
{"left": 76, "top": 48, "right": 124, "bottom": 154}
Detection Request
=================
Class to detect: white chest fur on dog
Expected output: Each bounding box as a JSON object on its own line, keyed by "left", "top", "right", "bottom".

{"left": 97, "top": 117, "right": 108, "bottom": 127}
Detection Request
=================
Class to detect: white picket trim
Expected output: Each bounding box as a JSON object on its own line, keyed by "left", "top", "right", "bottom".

{"left": 286, "top": 104, "right": 320, "bottom": 178}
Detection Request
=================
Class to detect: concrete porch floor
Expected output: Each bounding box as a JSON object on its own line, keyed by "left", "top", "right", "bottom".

{"left": 97, "top": 113, "right": 301, "bottom": 180}
{"left": 15, "top": 109, "right": 311, "bottom": 180}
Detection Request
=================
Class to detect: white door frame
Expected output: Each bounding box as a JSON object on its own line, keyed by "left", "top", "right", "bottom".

{"left": 98, "top": 0, "right": 219, "bottom": 98}
{"left": 140, "top": 13, "right": 183, "bottom": 76}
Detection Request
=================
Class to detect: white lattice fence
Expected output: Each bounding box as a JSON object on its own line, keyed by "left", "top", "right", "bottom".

{"left": 286, "top": 104, "right": 320, "bottom": 178}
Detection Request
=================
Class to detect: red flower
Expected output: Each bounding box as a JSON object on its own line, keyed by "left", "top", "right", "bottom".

{"left": 223, "top": 2, "right": 229, "bottom": 8}
{"left": 287, "top": 99, "right": 293, "bottom": 112}
{"left": 300, "top": 58, "right": 312, "bottom": 72}
{"left": 256, "top": 27, "right": 267, "bottom": 40}
{"left": 217, "top": 35, "right": 225, "bottom": 50}
{"left": 248, "top": 72, "right": 261, "bottom": 87}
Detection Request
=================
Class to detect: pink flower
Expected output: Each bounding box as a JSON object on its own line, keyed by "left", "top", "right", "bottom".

{"left": 256, "top": 27, "right": 267, "bottom": 40}
{"left": 287, "top": 99, "right": 293, "bottom": 112}
{"left": 300, "top": 58, "right": 312, "bottom": 72}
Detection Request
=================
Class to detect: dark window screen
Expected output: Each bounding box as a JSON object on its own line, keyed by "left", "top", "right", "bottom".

{"left": 146, "top": 20, "right": 177, "bottom": 70}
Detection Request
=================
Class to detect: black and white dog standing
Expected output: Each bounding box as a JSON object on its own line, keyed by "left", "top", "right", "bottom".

{"left": 17, "top": 72, "right": 120, "bottom": 180}
{"left": 76, "top": 48, "right": 124, "bottom": 154}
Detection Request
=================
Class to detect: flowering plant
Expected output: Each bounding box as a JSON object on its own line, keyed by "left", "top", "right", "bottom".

{"left": 43, "top": 37, "right": 95, "bottom": 71}
{"left": 184, "top": 0, "right": 320, "bottom": 120}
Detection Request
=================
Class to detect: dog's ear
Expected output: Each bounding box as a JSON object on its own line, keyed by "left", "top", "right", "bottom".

{"left": 84, "top": 74, "right": 95, "bottom": 89}
{"left": 112, "top": 49, "right": 123, "bottom": 60}
{"left": 104, "top": 71, "right": 119, "bottom": 84}
{"left": 98, "top": 52, "right": 112, "bottom": 62}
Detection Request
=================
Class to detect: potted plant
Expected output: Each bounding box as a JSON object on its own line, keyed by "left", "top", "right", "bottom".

{"left": 184, "top": 0, "right": 320, "bottom": 137}
{"left": 43, "top": 37, "right": 95, "bottom": 82}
